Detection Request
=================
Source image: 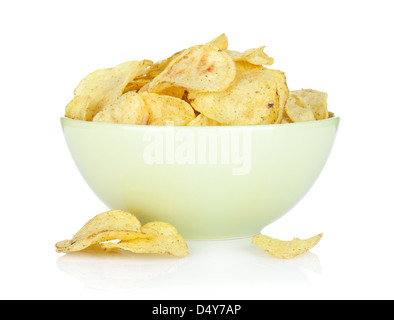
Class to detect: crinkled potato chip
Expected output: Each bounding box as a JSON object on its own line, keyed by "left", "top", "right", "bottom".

{"left": 285, "top": 89, "right": 330, "bottom": 122}
{"left": 101, "top": 221, "right": 189, "bottom": 258}
{"left": 140, "top": 92, "right": 195, "bottom": 125}
{"left": 280, "top": 108, "right": 293, "bottom": 124}
{"left": 189, "top": 62, "right": 288, "bottom": 125}
{"left": 135, "top": 51, "right": 183, "bottom": 82}
{"left": 65, "top": 95, "right": 95, "bottom": 121}
{"left": 285, "top": 95, "right": 316, "bottom": 123}
{"left": 143, "top": 44, "right": 236, "bottom": 94}
{"left": 228, "top": 46, "right": 274, "bottom": 66}
{"left": 123, "top": 78, "right": 151, "bottom": 93}
{"left": 69, "top": 60, "right": 152, "bottom": 120}
{"left": 55, "top": 210, "right": 155, "bottom": 253}
{"left": 135, "top": 33, "right": 228, "bottom": 83}
{"left": 92, "top": 91, "right": 149, "bottom": 125}
{"left": 252, "top": 233, "right": 323, "bottom": 259}
{"left": 208, "top": 33, "right": 229, "bottom": 50}
{"left": 290, "top": 89, "right": 328, "bottom": 120}
{"left": 157, "top": 86, "right": 186, "bottom": 99}
{"left": 187, "top": 113, "right": 222, "bottom": 126}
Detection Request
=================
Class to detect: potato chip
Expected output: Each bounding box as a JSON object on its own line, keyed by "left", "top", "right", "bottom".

{"left": 92, "top": 91, "right": 149, "bottom": 125}
{"left": 65, "top": 95, "right": 95, "bottom": 121}
{"left": 189, "top": 62, "right": 288, "bottom": 125}
{"left": 135, "top": 34, "right": 228, "bottom": 83}
{"left": 228, "top": 46, "right": 274, "bottom": 66}
{"left": 187, "top": 113, "right": 222, "bottom": 126}
{"left": 252, "top": 233, "right": 323, "bottom": 259}
{"left": 140, "top": 92, "right": 195, "bottom": 125}
{"left": 208, "top": 33, "right": 229, "bottom": 50}
{"left": 280, "top": 108, "right": 293, "bottom": 124}
{"left": 70, "top": 60, "right": 152, "bottom": 120}
{"left": 149, "top": 116, "right": 190, "bottom": 126}
{"left": 285, "top": 95, "right": 316, "bottom": 122}
{"left": 285, "top": 89, "right": 330, "bottom": 123}
{"left": 135, "top": 52, "right": 183, "bottom": 82}
{"left": 142, "top": 44, "right": 236, "bottom": 94}
{"left": 289, "top": 89, "right": 328, "bottom": 120}
{"left": 122, "top": 78, "right": 151, "bottom": 93}
{"left": 101, "top": 221, "right": 189, "bottom": 257}
{"left": 55, "top": 210, "right": 155, "bottom": 253}
{"left": 157, "top": 86, "right": 186, "bottom": 99}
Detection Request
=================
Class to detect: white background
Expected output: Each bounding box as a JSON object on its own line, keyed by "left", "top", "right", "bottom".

{"left": 1, "top": 0, "right": 393, "bottom": 300}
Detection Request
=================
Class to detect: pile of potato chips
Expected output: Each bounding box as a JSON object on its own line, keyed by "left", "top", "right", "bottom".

{"left": 65, "top": 34, "right": 332, "bottom": 126}
{"left": 55, "top": 209, "right": 322, "bottom": 259}
{"left": 56, "top": 210, "right": 189, "bottom": 258}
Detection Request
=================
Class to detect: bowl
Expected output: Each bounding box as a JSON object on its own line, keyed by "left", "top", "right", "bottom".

{"left": 61, "top": 116, "right": 339, "bottom": 240}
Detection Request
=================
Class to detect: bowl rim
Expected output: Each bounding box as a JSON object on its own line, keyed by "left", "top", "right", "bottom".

{"left": 60, "top": 114, "right": 340, "bottom": 130}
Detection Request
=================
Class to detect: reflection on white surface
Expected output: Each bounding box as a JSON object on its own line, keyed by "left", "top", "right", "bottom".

{"left": 57, "top": 238, "right": 322, "bottom": 293}
{"left": 57, "top": 245, "right": 185, "bottom": 292}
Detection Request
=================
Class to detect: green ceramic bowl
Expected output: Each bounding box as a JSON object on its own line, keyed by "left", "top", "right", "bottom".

{"left": 61, "top": 116, "right": 339, "bottom": 240}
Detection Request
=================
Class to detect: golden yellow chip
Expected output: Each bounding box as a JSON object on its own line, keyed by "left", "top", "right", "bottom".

{"left": 101, "top": 221, "right": 189, "bottom": 258}
{"left": 208, "top": 33, "right": 229, "bottom": 50}
{"left": 157, "top": 86, "right": 186, "bottom": 99}
{"left": 285, "top": 94, "right": 316, "bottom": 122}
{"left": 142, "top": 44, "right": 236, "bottom": 94}
{"left": 65, "top": 95, "right": 95, "bottom": 121}
{"left": 135, "top": 52, "right": 182, "bottom": 82}
{"left": 187, "top": 113, "right": 222, "bottom": 126}
{"left": 92, "top": 91, "right": 149, "bottom": 125}
{"left": 252, "top": 233, "right": 323, "bottom": 259}
{"left": 122, "top": 78, "right": 151, "bottom": 93}
{"left": 139, "top": 92, "right": 195, "bottom": 125}
{"left": 189, "top": 62, "right": 288, "bottom": 125}
{"left": 135, "top": 34, "right": 228, "bottom": 83}
{"left": 288, "top": 89, "right": 328, "bottom": 121}
{"left": 228, "top": 46, "right": 274, "bottom": 66}
{"left": 68, "top": 60, "right": 152, "bottom": 120}
{"left": 149, "top": 116, "right": 191, "bottom": 126}
{"left": 280, "top": 108, "right": 293, "bottom": 124}
{"left": 55, "top": 210, "right": 155, "bottom": 253}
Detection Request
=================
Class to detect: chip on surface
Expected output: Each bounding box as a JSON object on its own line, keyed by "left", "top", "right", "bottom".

{"left": 101, "top": 221, "right": 189, "bottom": 257}
{"left": 139, "top": 92, "right": 195, "bottom": 125}
{"left": 55, "top": 210, "right": 154, "bottom": 253}
{"left": 143, "top": 44, "right": 236, "bottom": 94}
{"left": 189, "top": 62, "right": 288, "bottom": 125}
{"left": 92, "top": 91, "right": 149, "bottom": 125}
{"left": 252, "top": 233, "right": 323, "bottom": 259}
